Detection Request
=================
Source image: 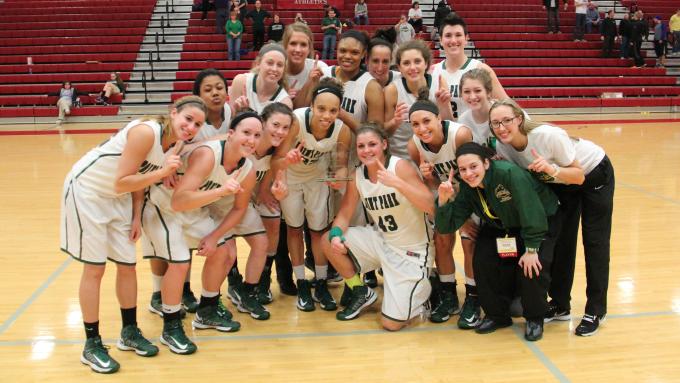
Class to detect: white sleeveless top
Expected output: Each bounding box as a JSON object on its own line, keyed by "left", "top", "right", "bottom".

{"left": 287, "top": 58, "right": 329, "bottom": 91}
{"left": 412, "top": 120, "right": 463, "bottom": 184}
{"left": 430, "top": 57, "right": 481, "bottom": 119}
{"left": 355, "top": 156, "right": 433, "bottom": 266}
{"left": 495, "top": 124, "right": 606, "bottom": 183}
{"left": 390, "top": 74, "right": 438, "bottom": 159}
{"left": 287, "top": 107, "right": 344, "bottom": 184}
{"left": 70, "top": 119, "right": 165, "bottom": 198}
{"left": 457, "top": 109, "right": 495, "bottom": 148}
{"left": 321, "top": 66, "right": 373, "bottom": 123}
{"left": 245, "top": 72, "right": 289, "bottom": 114}
{"left": 192, "top": 102, "right": 232, "bottom": 143}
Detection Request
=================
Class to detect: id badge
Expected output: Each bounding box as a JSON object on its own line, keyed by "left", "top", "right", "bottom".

{"left": 496, "top": 237, "right": 518, "bottom": 258}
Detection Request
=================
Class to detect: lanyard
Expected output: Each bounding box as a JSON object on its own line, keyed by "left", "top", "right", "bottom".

{"left": 476, "top": 188, "right": 498, "bottom": 220}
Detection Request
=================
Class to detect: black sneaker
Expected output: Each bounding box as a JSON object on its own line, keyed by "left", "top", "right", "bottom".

{"left": 457, "top": 294, "right": 482, "bottom": 329}
{"left": 363, "top": 271, "right": 378, "bottom": 288}
{"left": 544, "top": 301, "right": 571, "bottom": 323}
{"left": 574, "top": 314, "right": 605, "bottom": 337}
{"left": 182, "top": 288, "right": 199, "bottom": 313}
{"left": 430, "top": 282, "right": 460, "bottom": 323}
{"left": 336, "top": 285, "right": 377, "bottom": 321}
{"left": 313, "top": 279, "right": 337, "bottom": 311}
{"left": 428, "top": 273, "right": 441, "bottom": 310}
{"left": 236, "top": 284, "right": 271, "bottom": 320}
{"left": 296, "top": 279, "right": 315, "bottom": 312}
{"left": 277, "top": 276, "right": 298, "bottom": 296}
{"left": 327, "top": 265, "right": 343, "bottom": 283}
{"left": 227, "top": 273, "right": 244, "bottom": 305}
{"left": 256, "top": 266, "right": 273, "bottom": 305}
{"left": 339, "top": 283, "right": 351, "bottom": 307}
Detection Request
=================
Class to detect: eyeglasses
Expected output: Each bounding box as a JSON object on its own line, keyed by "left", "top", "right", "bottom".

{"left": 490, "top": 116, "right": 517, "bottom": 129}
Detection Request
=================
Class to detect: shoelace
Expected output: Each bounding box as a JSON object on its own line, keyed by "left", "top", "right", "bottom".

{"left": 582, "top": 314, "right": 597, "bottom": 323}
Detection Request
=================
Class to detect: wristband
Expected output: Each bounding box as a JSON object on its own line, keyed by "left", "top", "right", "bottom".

{"left": 550, "top": 164, "right": 561, "bottom": 179}
{"left": 329, "top": 226, "right": 345, "bottom": 242}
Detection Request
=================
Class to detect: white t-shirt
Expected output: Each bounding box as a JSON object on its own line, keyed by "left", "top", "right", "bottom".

{"left": 408, "top": 8, "right": 422, "bottom": 19}
{"left": 458, "top": 110, "right": 493, "bottom": 147}
{"left": 495, "top": 124, "right": 605, "bottom": 183}
{"left": 575, "top": 0, "right": 588, "bottom": 14}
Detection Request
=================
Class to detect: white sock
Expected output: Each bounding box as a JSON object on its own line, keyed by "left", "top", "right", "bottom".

{"left": 201, "top": 289, "right": 219, "bottom": 298}
{"left": 439, "top": 273, "right": 456, "bottom": 283}
{"left": 162, "top": 303, "right": 181, "bottom": 314}
{"left": 293, "top": 265, "right": 306, "bottom": 280}
{"left": 152, "top": 274, "right": 163, "bottom": 293}
{"left": 465, "top": 277, "right": 476, "bottom": 286}
{"left": 315, "top": 265, "right": 328, "bottom": 280}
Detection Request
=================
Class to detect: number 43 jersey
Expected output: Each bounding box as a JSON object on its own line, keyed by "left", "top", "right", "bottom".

{"left": 355, "top": 156, "right": 433, "bottom": 264}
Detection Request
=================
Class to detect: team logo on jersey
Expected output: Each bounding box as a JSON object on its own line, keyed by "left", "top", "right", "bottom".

{"left": 255, "top": 170, "right": 267, "bottom": 182}
{"left": 199, "top": 180, "right": 221, "bottom": 191}
{"left": 341, "top": 97, "right": 357, "bottom": 114}
{"left": 299, "top": 146, "right": 325, "bottom": 165}
{"left": 433, "top": 160, "right": 457, "bottom": 182}
{"left": 139, "top": 160, "right": 161, "bottom": 174}
{"left": 494, "top": 184, "right": 512, "bottom": 203}
{"left": 362, "top": 192, "right": 400, "bottom": 211}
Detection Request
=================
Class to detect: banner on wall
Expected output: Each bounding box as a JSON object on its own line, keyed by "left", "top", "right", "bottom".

{"left": 276, "top": 0, "right": 343, "bottom": 10}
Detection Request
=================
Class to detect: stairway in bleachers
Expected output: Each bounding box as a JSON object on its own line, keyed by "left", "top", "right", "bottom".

{"left": 454, "top": 0, "right": 680, "bottom": 110}
{"left": 0, "top": 0, "right": 157, "bottom": 119}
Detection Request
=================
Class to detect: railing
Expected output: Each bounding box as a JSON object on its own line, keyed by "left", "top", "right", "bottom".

{"left": 142, "top": 71, "right": 149, "bottom": 104}
{"left": 148, "top": 51, "right": 155, "bottom": 80}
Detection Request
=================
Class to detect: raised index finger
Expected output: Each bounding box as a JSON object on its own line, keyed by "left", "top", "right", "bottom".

{"left": 439, "top": 74, "right": 448, "bottom": 91}
{"left": 530, "top": 148, "right": 541, "bottom": 160}
{"left": 448, "top": 168, "right": 454, "bottom": 183}
{"left": 172, "top": 140, "right": 184, "bottom": 155}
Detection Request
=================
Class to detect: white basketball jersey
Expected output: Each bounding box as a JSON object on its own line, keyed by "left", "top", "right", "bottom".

{"left": 245, "top": 72, "right": 290, "bottom": 114}
{"left": 412, "top": 120, "right": 463, "bottom": 184}
{"left": 431, "top": 58, "right": 481, "bottom": 119}
{"left": 192, "top": 102, "right": 232, "bottom": 142}
{"left": 250, "top": 148, "right": 274, "bottom": 183}
{"left": 70, "top": 119, "right": 165, "bottom": 198}
{"left": 287, "top": 58, "right": 329, "bottom": 91}
{"left": 201, "top": 140, "right": 254, "bottom": 218}
{"left": 287, "top": 107, "right": 344, "bottom": 183}
{"left": 355, "top": 156, "right": 432, "bottom": 264}
{"left": 390, "top": 74, "right": 438, "bottom": 158}
{"left": 321, "top": 66, "right": 373, "bottom": 123}
{"left": 458, "top": 110, "right": 494, "bottom": 148}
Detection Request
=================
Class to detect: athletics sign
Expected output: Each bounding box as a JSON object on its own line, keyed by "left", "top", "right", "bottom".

{"left": 276, "top": 0, "right": 343, "bottom": 10}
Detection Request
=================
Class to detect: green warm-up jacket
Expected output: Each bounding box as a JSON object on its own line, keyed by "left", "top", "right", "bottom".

{"left": 435, "top": 160, "right": 559, "bottom": 249}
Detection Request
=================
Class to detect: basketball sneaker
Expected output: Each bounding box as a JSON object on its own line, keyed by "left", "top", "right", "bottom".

{"left": 161, "top": 318, "right": 197, "bottom": 354}
{"left": 217, "top": 298, "right": 234, "bottom": 321}
{"left": 235, "top": 285, "right": 271, "bottom": 320}
{"left": 193, "top": 305, "right": 241, "bottom": 332}
{"left": 296, "top": 279, "right": 315, "bottom": 312}
{"left": 574, "top": 314, "right": 605, "bottom": 336}
{"left": 81, "top": 336, "right": 120, "bottom": 374}
{"left": 544, "top": 301, "right": 571, "bottom": 323}
{"left": 430, "top": 282, "right": 460, "bottom": 323}
{"left": 313, "top": 279, "right": 337, "bottom": 311}
{"left": 181, "top": 288, "right": 199, "bottom": 313}
{"left": 117, "top": 325, "right": 159, "bottom": 357}
{"left": 457, "top": 294, "right": 482, "bottom": 329}
{"left": 148, "top": 291, "right": 186, "bottom": 319}
{"left": 227, "top": 273, "right": 244, "bottom": 305}
{"left": 363, "top": 271, "right": 378, "bottom": 288}
{"left": 339, "top": 283, "right": 351, "bottom": 307}
{"left": 256, "top": 266, "right": 273, "bottom": 305}
{"left": 336, "top": 285, "right": 377, "bottom": 321}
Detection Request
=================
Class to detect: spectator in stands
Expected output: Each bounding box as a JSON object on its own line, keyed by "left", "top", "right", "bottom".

{"left": 600, "top": 10, "right": 618, "bottom": 58}
{"left": 652, "top": 16, "right": 668, "bottom": 67}
{"left": 619, "top": 13, "right": 632, "bottom": 59}
{"left": 396, "top": 15, "right": 416, "bottom": 45}
{"left": 670, "top": 9, "right": 680, "bottom": 57}
{"left": 200, "top": 0, "right": 214, "bottom": 20}
{"left": 294, "top": 13, "right": 307, "bottom": 24}
{"left": 323, "top": 1, "right": 341, "bottom": 19}
{"left": 226, "top": 10, "right": 244, "bottom": 60}
{"left": 408, "top": 2, "right": 423, "bottom": 33}
{"left": 433, "top": 0, "right": 453, "bottom": 37}
{"left": 630, "top": 10, "right": 648, "bottom": 67}
{"left": 585, "top": 2, "right": 601, "bottom": 34}
{"left": 231, "top": 0, "right": 247, "bottom": 23}
{"left": 573, "top": 0, "right": 588, "bottom": 42}
{"left": 354, "top": 0, "right": 369, "bottom": 25}
{"left": 49, "top": 81, "right": 87, "bottom": 125}
{"left": 542, "top": 0, "right": 568, "bottom": 34}
{"left": 268, "top": 14, "right": 285, "bottom": 42}
{"left": 322, "top": 8, "right": 342, "bottom": 59}
{"left": 95, "top": 72, "right": 125, "bottom": 106}
{"left": 215, "top": 0, "right": 230, "bottom": 34}
{"left": 247, "top": 0, "right": 271, "bottom": 50}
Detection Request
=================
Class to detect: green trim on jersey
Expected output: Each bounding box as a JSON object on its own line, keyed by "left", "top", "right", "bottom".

{"left": 304, "top": 108, "right": 336, "bottom": 139}
{"left": 252, "top": 74, "right": 284, "bottom": 101}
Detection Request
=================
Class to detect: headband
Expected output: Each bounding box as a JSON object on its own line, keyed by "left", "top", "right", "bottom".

{"left": 455, "top": 142, "right": 493, "bottom": 161}
{"left": 175, "top": 97, "right": 206, "bottom": 111}
{"left": 312, "top": 86, "right": 343, "bottom": 101}
{"left": 230, "top": 111, "right": 262, "bottom": 130}
{"left": 257, "top": 43, "right": 287, "bottom": 59}
{"left": 409, "top": 100, "right": 439, "bottom": 117}
{"left": 340, "top": 30, "right": 368, "bottom": 47}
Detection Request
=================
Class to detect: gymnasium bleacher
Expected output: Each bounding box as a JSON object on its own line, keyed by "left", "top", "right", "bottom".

{"left": 0, "top": 0, "right": 678, "bottom": 120}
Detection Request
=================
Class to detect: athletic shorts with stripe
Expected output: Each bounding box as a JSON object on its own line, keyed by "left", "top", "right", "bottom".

{"left": 232, "top": 202, "right": 267, "bottom": 237}
{"left": 141, "top": 200, "right": 215, "bottom": 263}
{"left": 60, "top": 175, "right": 137, "bottom": 265}
{"left": 344, "top": 225, "right": 433, "bottom": 322}
{"left": 253, "top": 200, "right": 281, "bottom": 219}
{"left": 279, "top": 181, "right": 332, "bottom": 231}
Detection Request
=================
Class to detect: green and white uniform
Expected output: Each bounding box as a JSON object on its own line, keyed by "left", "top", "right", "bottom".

{"left": 430, "top": 57, "right": 481, "bottom": 119}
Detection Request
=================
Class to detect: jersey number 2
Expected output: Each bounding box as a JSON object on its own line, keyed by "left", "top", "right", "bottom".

{"left": 378, "top": 215, "right": 398, "bottom": 232}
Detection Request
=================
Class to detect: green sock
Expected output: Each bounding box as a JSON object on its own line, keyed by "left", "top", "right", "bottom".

{"left": 345, "top": 274, "right": 363, "bottom": 290}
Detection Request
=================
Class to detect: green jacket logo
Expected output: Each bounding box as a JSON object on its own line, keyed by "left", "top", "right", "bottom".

{"left": 495, "top": 184, "right": 512, "bottom": 203}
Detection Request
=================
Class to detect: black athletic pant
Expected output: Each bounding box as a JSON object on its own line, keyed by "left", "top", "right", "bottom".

{"left": 549, "top": 156, "right": 614, "bottom": 317}
{"left": 275, "top": 219, "right": 293, "bottom": 282}
{"left": 201, "top": 0, "right": 210, "bottom": 19}
{"left": 632, "top": 39, "right": 644, "bottom": 67}
{"left": 602, "top": 35, "right": 615, "bottom": 57}
{"left": 253, "top": 28, "right": 265, "bottom": 50}
{"left": 473, "top": 214, "right": 561, "bottom": 322}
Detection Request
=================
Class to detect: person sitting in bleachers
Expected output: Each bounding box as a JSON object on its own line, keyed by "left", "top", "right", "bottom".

{"left": 95, "top": 72, "right": 125, "bottom": 105}
{"left": 268, "top": 14, "right": 285, "bottom": 42}
{"left": 585, "top": 1, "right": 601, "bottom": 33}
{"left": 48, "top": 81, "right": 87, "bottom": 125}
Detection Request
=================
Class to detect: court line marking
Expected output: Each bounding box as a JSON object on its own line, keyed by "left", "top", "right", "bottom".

{"left": 619, "top": 181, "right": 680, "bottom": 206}
{"left": 0, "top": 310, "right": 676, "bottom": 347}
{"left": 0, "top": 258, "right": 73, "bottom": 335}
{"left": 511, "top": 326, "right": 570, "bottom": 383}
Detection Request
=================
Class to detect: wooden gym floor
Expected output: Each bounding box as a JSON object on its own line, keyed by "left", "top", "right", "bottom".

{"left": 0, "top": 114, "right": 679, "bottom": 382}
